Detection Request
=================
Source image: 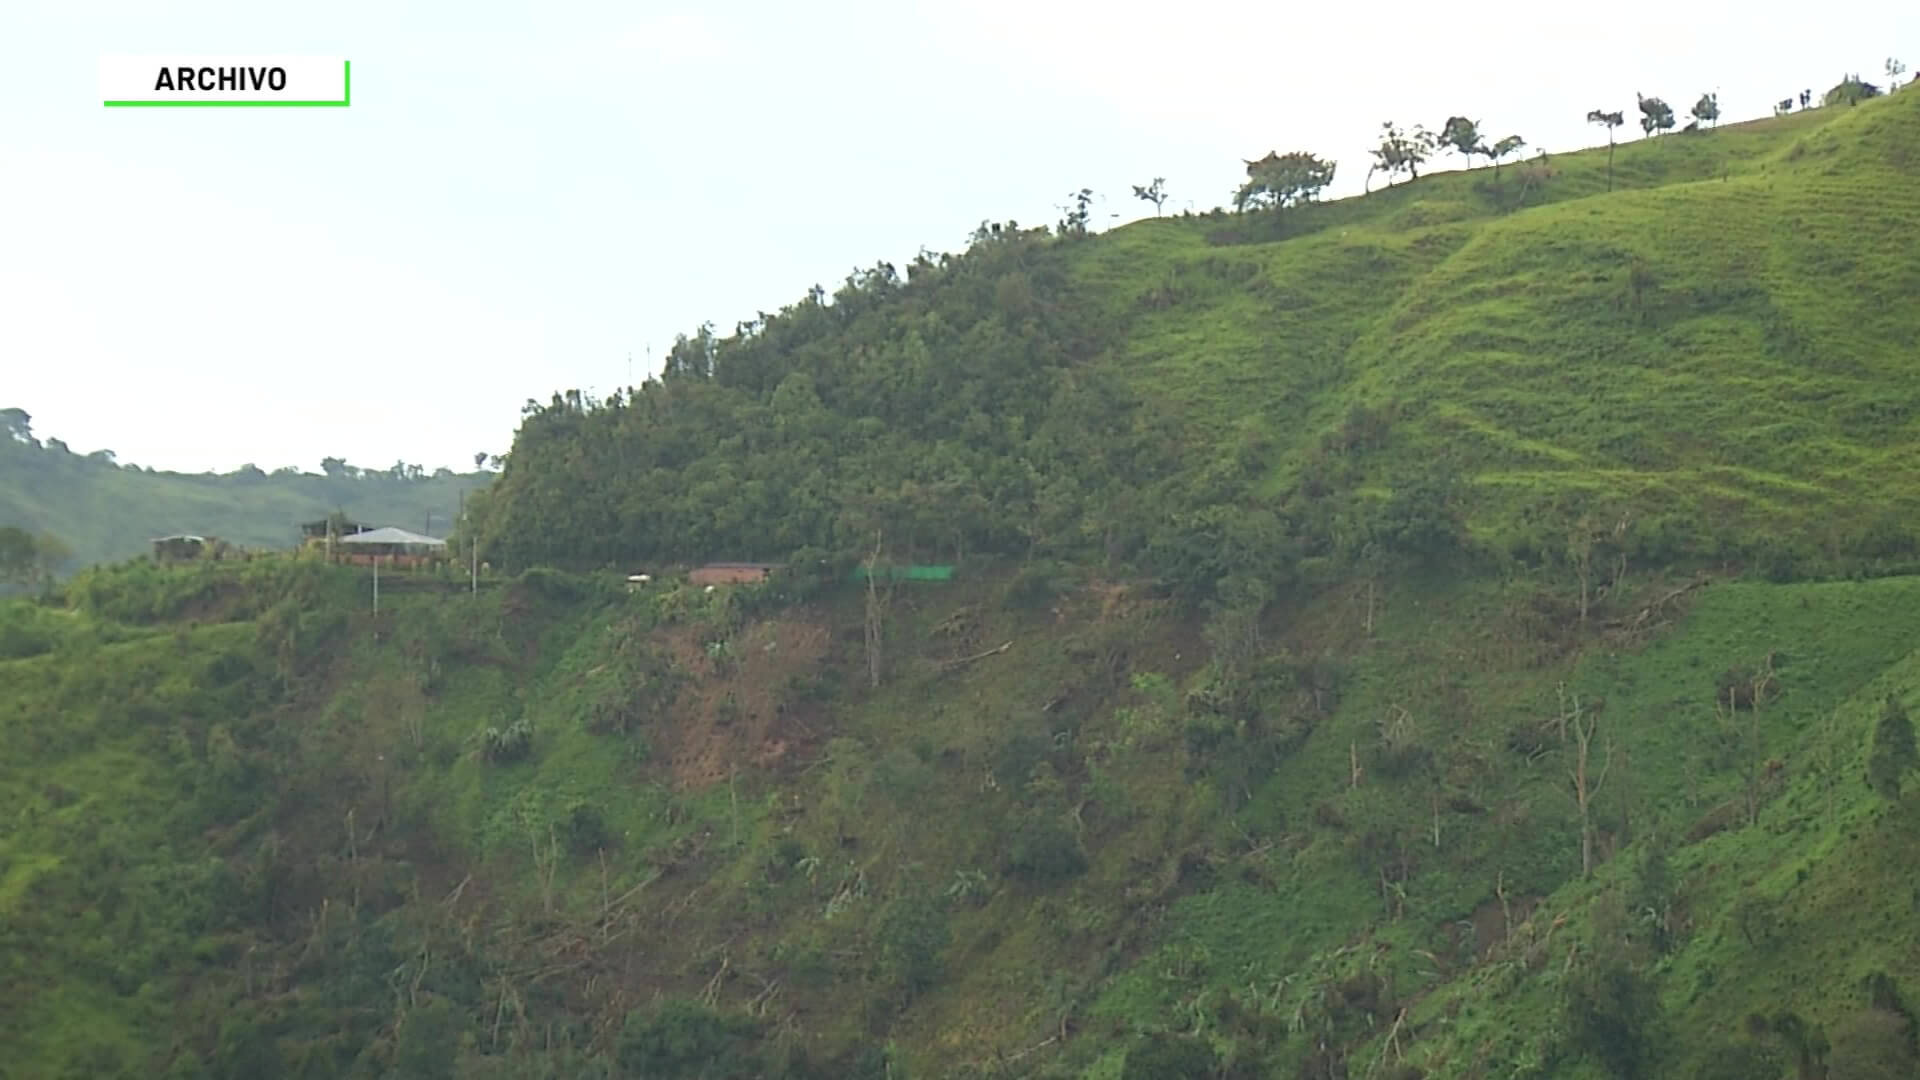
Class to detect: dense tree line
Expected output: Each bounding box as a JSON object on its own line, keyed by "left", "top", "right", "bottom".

{"left": 468, "top": 61, "right": 1911, "bottom": 597}
{"left": 466, "top": 221, "right": 1479, "bottom": 605}
{"left": 471, "top": 227, "right": 1208, "bottom": 578}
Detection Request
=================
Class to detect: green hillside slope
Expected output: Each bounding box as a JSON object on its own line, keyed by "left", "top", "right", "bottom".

{"left": 7, "top": 89, "right": 1920, "bottom": 1080}
{"left": 469, "top": 94, "right": 1919, "bottom": 590}
{"left": 1078, "top": 98, "right": 1920, "bottom": 552}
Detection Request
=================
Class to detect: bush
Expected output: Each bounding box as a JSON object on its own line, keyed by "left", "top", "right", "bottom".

{"left": 1842, "top": 514, "right": 1916, "bottom": 561}
{"left": 1825, "top": 1008, "right": 1915, "bottom": 1079}
{"left": 1005, "top": 561, "right": 1064, "bottom": 611}
{"left": 1006, "top": 816, "right": 1088, "bottom": 885}
{"left": 0, "top": 603, "right": 56, "bottom": 659}
{"left": 561, "top": 801, "right": 612, "bottom": 856}
{"left": 614, "top": 998, "right": 762, "bottom": 1079}
{"left": 874, "top": 894, "right": 951, "bottom": 995}
{"left": 1688, "top": 1040, "right": 1780, "bottom": 1080}
{"left": 1121, "top": 1033, "right": 1220, "bottom": 1080}
{"left": 1561, "top": 954, "right": 1663, "bottom": 1079}
{"left": 514, "top": 566, "right": 595, "bottom": 603}
{"left": 481, "top": 719, "right": 533, "bottom": 764}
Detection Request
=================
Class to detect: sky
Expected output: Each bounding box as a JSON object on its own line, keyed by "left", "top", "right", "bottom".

{"left": 2, "top": 1, "right": 1913, "bottom": 475}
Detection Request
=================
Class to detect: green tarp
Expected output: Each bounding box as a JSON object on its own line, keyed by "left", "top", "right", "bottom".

{"left": 850, "top": 564, "right": 955, "bottom": 582}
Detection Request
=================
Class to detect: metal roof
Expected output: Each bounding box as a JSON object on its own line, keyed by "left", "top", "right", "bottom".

{"left": 336, "top": 526, "right": 446, "bottom": 547}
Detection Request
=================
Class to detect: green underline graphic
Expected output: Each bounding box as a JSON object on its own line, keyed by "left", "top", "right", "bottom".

{"left": 104, "top": 60, "right": 350, "bottom": 107}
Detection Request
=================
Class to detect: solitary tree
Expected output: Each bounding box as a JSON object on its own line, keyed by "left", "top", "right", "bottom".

{"left": 1235, "top": 151, "right": 1337, "bottom": 211}
{"left": 1636, "top": 93, "right": 1676, "bottom": 137}
{"left": 1888, "top": 57, "right": 1908, "bottom": 89}
{"left": 1438, "top": 115, "right": 1485, "bottom": 169}
{"left": 1132, "top": 178, "right": 1169, "bottom": 216}
{"left": 1824, "top": 75, "right": 1884, "bottom": 107}
{"left": 1057, "top": 188, "right": 1096, "bottom": 236}
{"left": 1715, "top": 653, "right": 1776, "bottom": 828}
{"left": 1369, "top": 121, "right": 1435, "bottom": 188}
{"left": 0, "top": 526, "right": 34, "bottom": 585}
{"left": 1587, "top": 109, "right": 1626, "bottom": 190}
{"left": 1691, "top": 92, "right": 1720, "bottom": 128}
{"left": 0, "top": 407, "right": 33, "bottom": 445}
{"left": 0, "top": 528, "right": 68, "bottom": 589}
{"left": 1867, "top": 694, "right": 1916, "bottom": 801}
{"left": 1562, "top": 686, "right": 1614, "bottom": 879}
{"left": 1486, "top": 134, "right": 1527, "bottom": 180}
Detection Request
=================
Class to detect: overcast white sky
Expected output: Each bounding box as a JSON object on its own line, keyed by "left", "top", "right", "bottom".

{"left": 2, "top": 2, "right": 1911, "bottom": 474}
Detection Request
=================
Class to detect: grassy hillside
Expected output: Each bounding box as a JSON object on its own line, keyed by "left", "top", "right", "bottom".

{"left": 1075, "top": 100, "right": 1920, "bottom": 559}
{"left": 7, "top": 89, "right": 1920, "bottom": 1080}
{"left": 467, "top": 94, "right": 1919, "bottom": 590}
{"left": 0, "top": 416, "right": 492, "bottom": 571}
{"left": 10, "top": 552, "right": 1920, "bottom": 1078}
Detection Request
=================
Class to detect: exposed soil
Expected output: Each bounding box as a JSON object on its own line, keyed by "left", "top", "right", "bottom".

{"left": 655, "top": 616, "right": 833, "bottom": 790}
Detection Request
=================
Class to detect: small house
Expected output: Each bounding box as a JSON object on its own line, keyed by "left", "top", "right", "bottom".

{"left": 301, "top": 517, "right": 375, "bottom": 551}
{"left": 151, "top": 534, "right": 208, "bottom": 561}
{"left": 335, "top": 526, "right": 448, "bottom": 569}
{"left": 689, "top": 562, "right": 781, "bottom": 586}
{"left": 301, "top": 517, "right": 374, "bottom": 540}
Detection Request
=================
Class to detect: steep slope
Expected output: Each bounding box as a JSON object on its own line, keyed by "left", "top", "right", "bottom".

{"left": 12, "top": 545, "right": 1920, "bottom": 1078}
{"left": 470, "top": 94, "right": 1920, "bottom": 588}
{"left": 8, "top": 90, "right": 1920, "bottom": 1080}
{"left": 1077, "top": 94, "right": 1920, "bottom": 565}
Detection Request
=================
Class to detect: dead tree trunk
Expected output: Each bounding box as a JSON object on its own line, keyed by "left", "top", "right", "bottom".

{"left": 1566, "top": 696, "right": 1613, "bottom": 879}
{"left": 1572, "top": 525, "right": 1594, "bottom": 625}
{"left": 1743, "top": 651, "right": 1775, "bottom": 826}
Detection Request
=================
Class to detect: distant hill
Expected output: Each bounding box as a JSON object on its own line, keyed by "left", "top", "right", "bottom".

{"left": 0, "top": 408, "right": 493, "bottom": 571}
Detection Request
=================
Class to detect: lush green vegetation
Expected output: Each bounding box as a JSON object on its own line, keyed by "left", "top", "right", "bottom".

{"left": 468, "top": 84, "right": 1920, "bottom": 603}
{"left": 0, "top": 408, "right": 492, "bottom": 573}
{"left": 7, "top": 85, "right": 1920, "bottom": 1080}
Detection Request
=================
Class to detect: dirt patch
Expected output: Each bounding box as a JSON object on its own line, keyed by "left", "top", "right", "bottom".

{"left": 1457, "top": 891, "right": 1542, "bottom": 960}
{"left": 656, "top": 616, "right": 833, "bottom": 790}
{"left": 176, "top": 578, "right": 252, "bottom": 624}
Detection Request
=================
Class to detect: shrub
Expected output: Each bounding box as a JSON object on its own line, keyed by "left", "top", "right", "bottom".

{"left": 874, "top": 894, "right": 951, "bottom": 995}
{"left": 561, "top": 801, "right": 612, "bottom": 856}
{"left": 1121, "top": 1033, "right": 1220, "bottom": 1080}
{"left": 1561, "top": 954, "right": 1663, "bottom": 1079}
{"left": 1006, "top": 816, "right": 1088, "bottom": 885}
{"left": 614, "top": 998, "right": 761, "bottom": 1079}
{"left": 1825, "top": 1008, "right": 1914, "bottom": 1079}
{"left": 481, "top": 719, "right": 533, "bottom": 764}
{"left": 1005, "top": 561, "right": 1064, "bottom": 611}
{"left": 0, "top": 603, "right": 56, "bottom": 659}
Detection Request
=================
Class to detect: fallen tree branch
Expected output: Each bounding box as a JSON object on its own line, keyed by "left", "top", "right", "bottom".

{"left": 941, "top": 641, "right": 1011, "bottom": 671}
{"left": 1607, "top": 576, "right": 1707, "bottom": 630}
{"left": 991, "top": 1033, "right": 1060, "bottom": 1069}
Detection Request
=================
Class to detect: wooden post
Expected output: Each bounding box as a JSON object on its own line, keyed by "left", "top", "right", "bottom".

{"left": 864, "top": 531, "right": 885, "bottom": 689}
